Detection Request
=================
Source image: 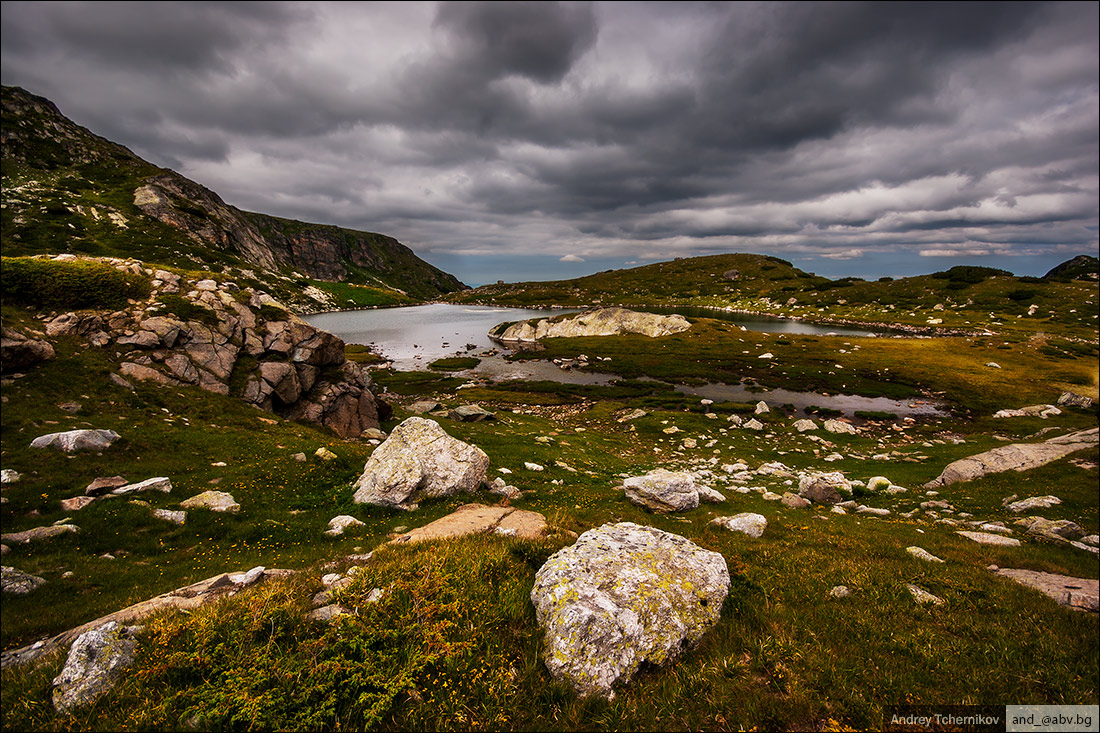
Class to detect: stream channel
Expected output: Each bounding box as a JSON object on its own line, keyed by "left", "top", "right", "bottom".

{"left": 303, "top": 304, "right": 946, "bottom": 418}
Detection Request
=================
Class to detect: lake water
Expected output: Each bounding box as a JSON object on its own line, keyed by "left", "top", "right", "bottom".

{"left": 303, "top": 304, "right": 945, "bottom": 417}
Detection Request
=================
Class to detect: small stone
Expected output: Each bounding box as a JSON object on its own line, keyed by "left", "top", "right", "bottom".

{"left": 829, "top": 585, "right": 851, "bottom": 598}
{"left": 711, "top": 513, "right": 767, "bottom": 538}
{"left": 315, "top": 447, "right": 338, "bottom": 461}
{"left": 60, "top": 496, "right": 97, "bottom": 511}
{"left": 2, "top": 565, "right": 47, "bottom": 595}
{"left": 906, "top": 546, "right": 945, "bottom": 563}
{"left": 179, "top": 491, "right": 240, "bottom": 513}
{"left": 525, "top": 462, "right": 545, "bottom": 471}
{"left": 152, "top": 508, "right": 187, "bottom": 525}
{"left": 324, "top": 515, "right": 366, "bottom": 537}
{"left": 85, "top": 476, "right": 128, "bottom": 496}
{"left": 907, "top": 584, "right": 944, "bottom": 606}
{"left": 111, "top": 477, "right": 172, "bottom": 496}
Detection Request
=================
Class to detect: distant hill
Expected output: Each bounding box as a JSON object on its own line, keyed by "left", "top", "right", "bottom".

{"left": 450, "top": 253, "right": 819, "bottom": 307}
{"left": 1045, "top": 255, "right": 1099, "bottom": 282}
{"left": 448, "top": 252, "right": 1098, "bottom": 338}
{"left": 1, "top": 85, "right": 466, "bottom": 304}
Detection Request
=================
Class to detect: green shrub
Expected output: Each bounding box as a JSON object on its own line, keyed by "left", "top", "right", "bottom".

{"left": 0, "top": 256, "right": 150, "bottom": 310}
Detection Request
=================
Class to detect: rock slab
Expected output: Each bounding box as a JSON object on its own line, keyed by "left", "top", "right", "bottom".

{"left": 994, "top": 568, "right": 1098, "bottom": 612}
{"left": 30, "top": 429, "right": 120, "bottom": 453}
{"left": 530, "top": 522, "right": 729, "bottom": 698}
{"left": 925, "top": 428, "right": 1098, "bottom": 488}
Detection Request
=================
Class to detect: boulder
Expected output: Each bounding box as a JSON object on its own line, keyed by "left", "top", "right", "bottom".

{"left": 2, "top": 566, "right": 46, "bottom": 595}
{"left": 622, "top": 469, "right": 700, "bottom": 513}
{"left": 0, "top": 469, "right": 20, "bottom": 484}
{"left": 793, "top": 419, "right": 818, "bottom": 433}
{"left": 52, "top": 621, "right": 141, "bottom": 713}
{"left": 710, "top": 513, "right": 767, "bottom": 538}
{"left": 448, "top": 404, "right": 495, "bottom": 422}
{"left": 495, "top": 307, "right": 691, "bottom": 343}
{"left": 530, "top": 523, "right": 729, "bottom": 698}
{"left": 798, "top": 471, "right": 851, "bottom": 505}
{"left": 180, "top": 491, "right": 240, "bottom": 513}
{"left": 30, "top": 429, "right": 120, "bottom": 453}
{"left": 353, "top": 417, "right": 488, "bottom": 510}
{"left": 924, "top": 428, "right": 1098, "bottom": 488}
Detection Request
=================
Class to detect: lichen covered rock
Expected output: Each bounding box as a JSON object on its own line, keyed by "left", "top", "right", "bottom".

{"left": 530, "top": 522, "right": 729, "bottom": 698}
{"left": 353, "top": 417, "right": 488, "bottom": 510}
{"left": 52, "top": 621, "right": 141, "bottom": 713}
{"left": 622, "top": 469, "right": 700, "bottom": 513}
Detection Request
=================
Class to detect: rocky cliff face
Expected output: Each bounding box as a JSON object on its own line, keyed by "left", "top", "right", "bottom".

{"left": 2, "top": 85, "right": 466, "bottom": 299}
{"left": 15, "top": 255, "right": 387, "bottom": 438}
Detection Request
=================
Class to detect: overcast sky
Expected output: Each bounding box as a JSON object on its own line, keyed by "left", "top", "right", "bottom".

{"left": 3, "top": 1, "right": 1097, "bottom": 285}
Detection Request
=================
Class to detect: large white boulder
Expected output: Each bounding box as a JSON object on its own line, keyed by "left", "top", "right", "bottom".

{"left": 495, "top": 307, "right": 691, "bottom": 343}
{"left": 530, "top": 523, "right": 729, "bottom": 698}
{"left": 353, "top": 417, "right": 488, "bottom": 510}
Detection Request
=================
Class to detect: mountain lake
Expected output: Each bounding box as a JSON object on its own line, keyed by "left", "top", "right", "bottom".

{"left": 304, "top": 304, "right": 945, "bottom": 417}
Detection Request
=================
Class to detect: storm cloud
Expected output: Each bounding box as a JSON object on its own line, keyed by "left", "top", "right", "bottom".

{"left": 2, "top": 1, "right": 1096, "bottom": 283}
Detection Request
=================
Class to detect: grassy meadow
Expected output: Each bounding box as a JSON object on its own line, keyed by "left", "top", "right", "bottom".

{"left": 1, "top": 255, "right": 1098, "bottom": 730}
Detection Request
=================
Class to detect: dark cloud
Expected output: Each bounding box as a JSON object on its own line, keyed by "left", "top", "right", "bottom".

{"left": 1, "top": 1, "right": 1095, "bottom": 281}
{"left": 434, "top": 1, "right": 597, "bottom": 84}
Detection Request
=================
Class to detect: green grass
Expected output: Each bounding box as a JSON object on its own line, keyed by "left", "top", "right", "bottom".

{"left": 1, "top": 255, "right": 1097, "bottom": 730}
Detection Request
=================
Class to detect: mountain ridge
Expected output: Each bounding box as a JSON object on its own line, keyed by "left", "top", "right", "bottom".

{"left": 1, "top": 85, "right": 465, "bottom": 303}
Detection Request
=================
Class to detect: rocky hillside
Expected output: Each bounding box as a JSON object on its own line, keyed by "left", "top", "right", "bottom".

{"left": 1, "top": 85, "right": 465, "bottom": 305}
{"left": 1, "top": 255, "right": 388, "bottom": 438}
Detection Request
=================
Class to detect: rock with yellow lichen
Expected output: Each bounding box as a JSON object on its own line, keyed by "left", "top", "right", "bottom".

{"left": 530, "top": 522, "right": 729, "bottom": 698}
